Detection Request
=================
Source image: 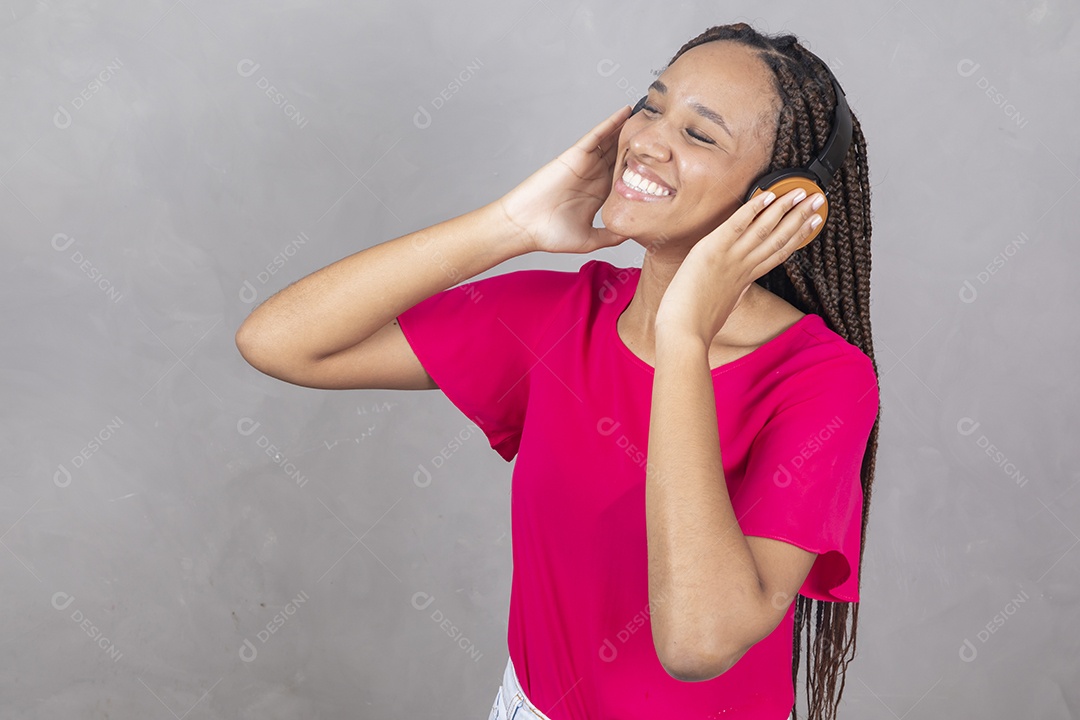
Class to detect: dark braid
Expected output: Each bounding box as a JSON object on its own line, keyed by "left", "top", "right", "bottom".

{"left": 667, "top": 23, "right": 881, "bottom": 720}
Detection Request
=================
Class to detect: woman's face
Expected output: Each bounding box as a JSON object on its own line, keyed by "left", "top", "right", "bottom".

{"left": 600, "top": 40, "right": 781, "bottom": 250}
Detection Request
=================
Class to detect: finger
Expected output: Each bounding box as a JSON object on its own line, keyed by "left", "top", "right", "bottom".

{"left": 597, "top": 106, "right": 632, "bottom": 157}
{"left": 574, "top": 105, "right": 632, "bottom": 157}
{"left": 719, "top": 188, "right": 782, "bottom": 248}
{"left": 732, "top": 187, "right": 808, "bottom": 255}
{"left": 747, "top": 192, "right": 823, "bottom": 270}
{"left": 598, "top": 134, "right": 621, "bottom": 167}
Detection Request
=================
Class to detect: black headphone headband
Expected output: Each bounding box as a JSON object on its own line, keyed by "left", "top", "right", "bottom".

{"left": 800, "top": 51, "right": 852, "bottom": 192}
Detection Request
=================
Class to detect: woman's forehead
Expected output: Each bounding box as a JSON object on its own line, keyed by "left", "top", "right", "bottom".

{"left": 663, "top": 42, "right": 773, "bottom": 100}
{"left": 658, "top": 43, "right": 777, "bottom": 136}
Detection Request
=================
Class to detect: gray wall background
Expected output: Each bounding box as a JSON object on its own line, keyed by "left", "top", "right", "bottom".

{"left": 2, "top": 0, "right": 1077, "bottom": 717}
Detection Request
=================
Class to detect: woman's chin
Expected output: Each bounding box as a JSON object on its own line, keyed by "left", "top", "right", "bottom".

{"left": 601, "top": 200, "right": 696, "bottom": 251}
{"left": 600, "top": 203, "right": 647, "bottom": 242}
{"left": 599, "top": 214, "right": 652, "bottom": 246}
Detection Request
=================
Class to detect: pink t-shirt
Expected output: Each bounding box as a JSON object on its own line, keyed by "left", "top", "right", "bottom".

{"left": 397, "top": 259, "right": 879, "bottom": 719}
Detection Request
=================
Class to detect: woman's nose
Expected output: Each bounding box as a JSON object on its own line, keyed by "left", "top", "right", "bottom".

{"left": 628, "top": 122, "right": 671, "bottom": 162}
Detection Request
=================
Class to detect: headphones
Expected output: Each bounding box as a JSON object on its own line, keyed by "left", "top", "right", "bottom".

{"left": 629, "top": 56, "right": 852, "bottom": 249}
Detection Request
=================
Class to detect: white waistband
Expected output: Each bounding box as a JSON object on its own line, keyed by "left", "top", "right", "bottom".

{"left": 490, "top": 656, "right": 796, "bottom": 720}
{"left": 489, "top": 655, "right": 553, "bottom": 720}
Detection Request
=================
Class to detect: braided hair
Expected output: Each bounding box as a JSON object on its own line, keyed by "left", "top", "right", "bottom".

{"left": 665, "top": 23, "right": 881, "bottom": 720}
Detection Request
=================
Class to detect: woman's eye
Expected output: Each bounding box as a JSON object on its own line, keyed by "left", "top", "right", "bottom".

{"left": 641, "top": 105, "right": 715, "bottom": 145}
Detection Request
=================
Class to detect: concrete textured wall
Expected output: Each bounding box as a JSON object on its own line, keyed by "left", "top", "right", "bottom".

{"left": 2, "top": 0, "right": 1076, "bottom": 717}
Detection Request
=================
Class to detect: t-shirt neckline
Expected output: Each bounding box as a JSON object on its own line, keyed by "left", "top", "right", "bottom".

{"left": 609, "top": 265, "right": 815, "bottom": 376}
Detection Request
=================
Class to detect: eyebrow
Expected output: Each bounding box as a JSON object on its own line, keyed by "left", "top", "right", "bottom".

{"left": 649, "top": 79, "right": 734, "bottom": 139}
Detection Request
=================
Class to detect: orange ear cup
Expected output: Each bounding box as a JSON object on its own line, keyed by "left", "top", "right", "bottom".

{"left": 747, "top": 176, "right": 828, "bottom": 250}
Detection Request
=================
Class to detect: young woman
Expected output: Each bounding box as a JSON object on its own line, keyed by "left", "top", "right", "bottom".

{"left": 236, "top": 22, "right": 880, "bottom": 720}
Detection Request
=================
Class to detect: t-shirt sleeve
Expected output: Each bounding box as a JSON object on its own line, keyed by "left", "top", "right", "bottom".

{"left": 733, "top": 350, "right": 880, "bottom": 603}
{"left": 395, "top": 268, "right": 572, "bottom": 463}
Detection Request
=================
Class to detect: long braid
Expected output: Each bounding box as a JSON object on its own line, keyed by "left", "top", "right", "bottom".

{"left": 667, "top": 24, "right": 881, "bottom": 720}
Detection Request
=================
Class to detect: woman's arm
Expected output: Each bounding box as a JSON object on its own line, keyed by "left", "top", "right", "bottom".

{"left": 236, "top": 104, "right": 634, "bottom": 386}
{"left": 645, "top": 327, "right": 817, "bottom": 682}
{"left": 235, "top": 201, "right": 530, "bottom": 381}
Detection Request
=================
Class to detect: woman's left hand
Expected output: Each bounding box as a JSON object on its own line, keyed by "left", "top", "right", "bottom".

{"left": 655, "top": 187, "right": 825, "bottom": 344}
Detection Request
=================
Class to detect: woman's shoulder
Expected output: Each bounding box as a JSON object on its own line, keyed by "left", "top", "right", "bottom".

{"left": 745, "top": 291, "right": 875, "bottom": 389}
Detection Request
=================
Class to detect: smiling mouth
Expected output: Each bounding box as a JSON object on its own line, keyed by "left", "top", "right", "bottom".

{"left": 616, "top": 162, "right": 675, "bottom": 200}
{"left": 620, "top": 157, "right": 675, "bottom": 196}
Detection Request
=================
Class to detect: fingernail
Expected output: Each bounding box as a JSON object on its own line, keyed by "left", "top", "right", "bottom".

{"left": 762, "top": 191, "right": 776, "bottom": 206}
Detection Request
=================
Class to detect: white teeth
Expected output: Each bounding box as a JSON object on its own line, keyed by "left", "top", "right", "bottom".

{"left": 622, "top": 167, "right": 671, "bottom": 196}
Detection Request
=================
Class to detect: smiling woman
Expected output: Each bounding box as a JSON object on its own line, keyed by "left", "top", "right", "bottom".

{"left": 596, "top": 25, "right": 879, "bottom": 720}
{"left": 236, "top": 19, "right": 879, "bottom": 720}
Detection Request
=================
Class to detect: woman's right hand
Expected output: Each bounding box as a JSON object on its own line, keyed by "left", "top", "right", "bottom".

{"left": 494, "top": 105, "right": 633, "bottom": 254}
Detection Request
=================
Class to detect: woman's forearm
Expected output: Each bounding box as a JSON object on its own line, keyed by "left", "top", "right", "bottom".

{"left": 645, "top": 327, "right": 765, "bottom": 679}
{"left": 235, "top": 200, "right": 531, "bottom": 367}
